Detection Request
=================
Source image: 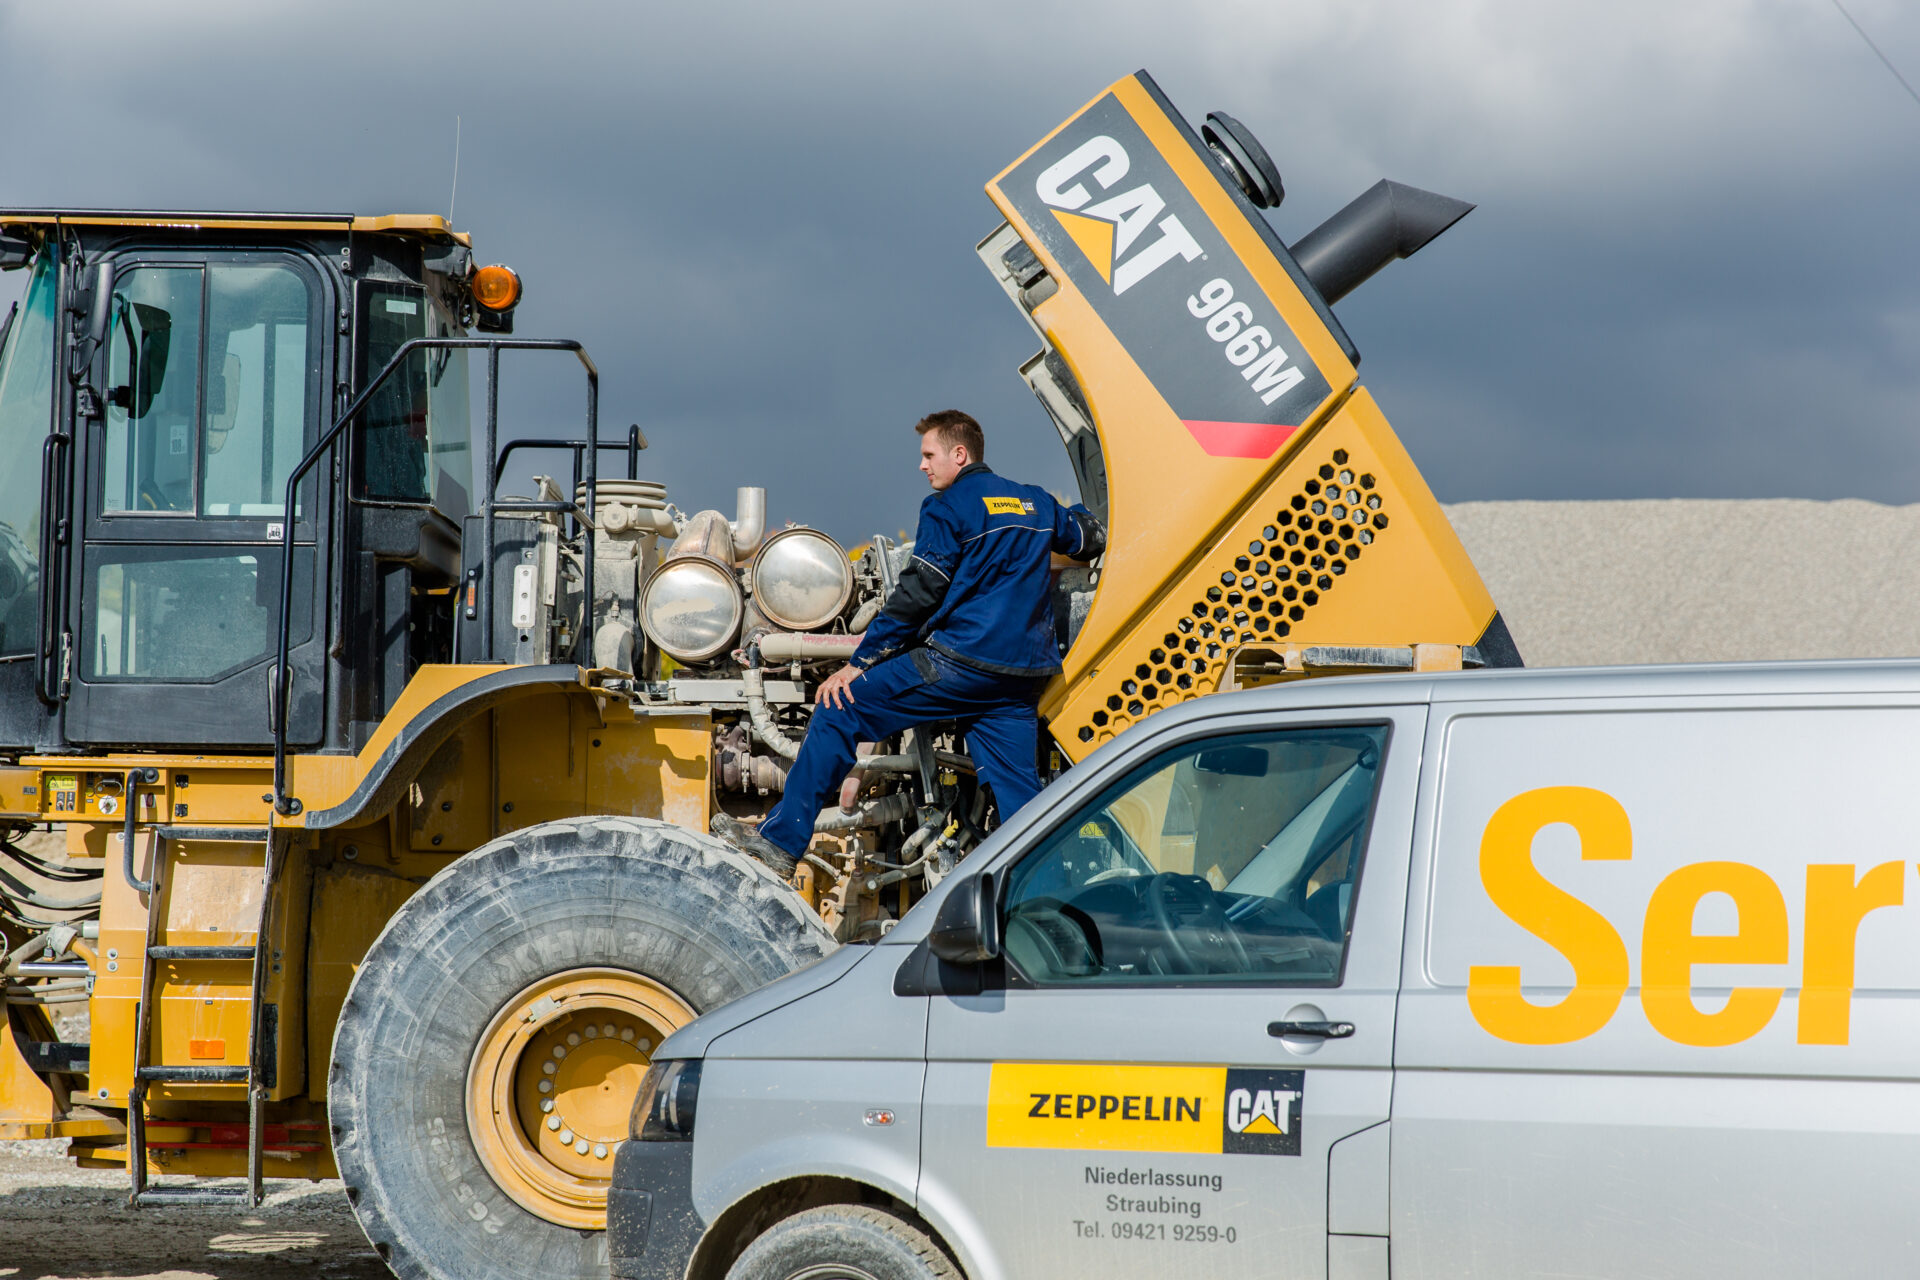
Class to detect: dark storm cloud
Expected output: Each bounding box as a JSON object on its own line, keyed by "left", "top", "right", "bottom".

{"left": 4, "top": 0, "right": 1918, "bottom": 545}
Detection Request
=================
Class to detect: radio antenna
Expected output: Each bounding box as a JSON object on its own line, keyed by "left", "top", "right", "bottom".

{"left": 447, "top": 115, "right": 462, "bottom": 225}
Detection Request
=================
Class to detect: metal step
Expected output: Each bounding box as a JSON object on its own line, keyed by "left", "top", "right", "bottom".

{"left": 146, "top": 945, "right": 256, "bottom": 961}
{"left": 135, "top": 1065, "right": 249, "bottom": 1084}
{"left": 132, "top": 1183, "right": 251, "bottom": 1207}
{"left": 155, "top": 827, "right": 268, "bottom": 843}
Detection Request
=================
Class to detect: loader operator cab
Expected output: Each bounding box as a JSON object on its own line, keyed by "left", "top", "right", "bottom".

{"left": 0, "top": 213, "right": 510, "bottom": 758}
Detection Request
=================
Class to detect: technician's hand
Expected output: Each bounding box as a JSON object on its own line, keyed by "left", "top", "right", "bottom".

{"left": 817, "top": 663, "right": 863, "bottom": 710}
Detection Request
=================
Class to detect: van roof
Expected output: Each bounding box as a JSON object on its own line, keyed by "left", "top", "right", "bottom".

{"left": 1207, "top": 657, "right": 1920, "bottom": 717}
{"left": 0, "top": 210, "right": 471, "bottom": 246}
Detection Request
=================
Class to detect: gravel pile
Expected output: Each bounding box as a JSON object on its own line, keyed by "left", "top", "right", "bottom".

{"left": 1445, "top": 499, "right": 1920, "bottom": 668}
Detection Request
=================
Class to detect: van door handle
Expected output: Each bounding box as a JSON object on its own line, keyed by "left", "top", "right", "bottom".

{"left": 1268, "top": 1019, "right": 1354, "bottom": 1039}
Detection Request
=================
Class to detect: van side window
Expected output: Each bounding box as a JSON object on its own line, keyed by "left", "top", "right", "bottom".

{"left": 1001, "top": 725, "right": 1389, "bottom": 986}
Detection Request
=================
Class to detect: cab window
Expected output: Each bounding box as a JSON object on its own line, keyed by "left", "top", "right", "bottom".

{"left": 1001, "top": 725, "right": 1389, "bottom": 986}
{"left": 83, "top": 546, "right": 311, "bottom": 681}
{"left": 0, "top": 244, "right": 56, "bottom": 655}
{"left": 102, "top": 260, "right": 314, "bottom": 517}
{"left": 358, "top": 283, "right": 472, "bottom": 519}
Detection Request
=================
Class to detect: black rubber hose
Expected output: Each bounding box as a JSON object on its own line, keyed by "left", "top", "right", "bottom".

{"left": 122, "top": 787, "right": 151, "bottom": 894}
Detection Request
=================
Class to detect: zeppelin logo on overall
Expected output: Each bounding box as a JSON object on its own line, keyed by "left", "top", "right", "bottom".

{"left": 987, "top": 1063, "right": 1302, "bottom": 1156}
{"left": 999, "top": 84, "right": 1332, "bottom": 461}
{"left": 983, "top": 496, "right": 1034, "bottom": 515}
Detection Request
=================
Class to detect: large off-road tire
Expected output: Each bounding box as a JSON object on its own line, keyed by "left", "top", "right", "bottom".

{"left": 330, "top": 816, "right": 836, "bottom": 1280}
{"left": 729, "top": 1205, "right": 963, "bottom": 1280}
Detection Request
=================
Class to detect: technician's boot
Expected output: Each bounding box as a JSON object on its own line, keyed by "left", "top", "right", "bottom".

{"left": 710, "top": 813, "right": 799, "bottom": 878}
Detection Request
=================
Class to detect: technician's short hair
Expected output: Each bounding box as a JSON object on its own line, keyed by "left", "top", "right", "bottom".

{"left": 915, "top": 410, "right": 985, "bottom": 463}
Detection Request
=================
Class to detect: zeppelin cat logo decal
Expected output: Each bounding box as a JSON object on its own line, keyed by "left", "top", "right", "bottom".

{"left": 983, "top": 496, "right": 1034, "bottom": 515}
{"left": 999, "top": 79, "right": 1333, "bottom": 461}
{"left": 988, "top": 1063, "right": 1302, "bottom": 1156}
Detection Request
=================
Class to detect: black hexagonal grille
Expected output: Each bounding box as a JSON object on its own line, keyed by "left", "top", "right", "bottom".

{"left": 1072, "top": 448, "right": 1389, "bottom": 748}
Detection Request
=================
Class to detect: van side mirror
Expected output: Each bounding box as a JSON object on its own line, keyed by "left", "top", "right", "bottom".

{"left": 928, "top": 872, "right": 1000, "bottom": 965}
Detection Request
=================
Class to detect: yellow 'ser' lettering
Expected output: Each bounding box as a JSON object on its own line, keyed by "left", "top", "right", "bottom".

{"left": 1467, "top": 787, "right": 1631, "bottom": 1045}
{"left": 1797, "top": 861, "right": 1904, "bottom": 1045}
{"left": 1641, "top": 861, "right": 1787, "bottom": 1047}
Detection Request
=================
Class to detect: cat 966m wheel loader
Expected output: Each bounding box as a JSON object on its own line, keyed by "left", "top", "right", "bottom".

{"left": 0, "top": 70, "right": 1514, "bottom": 1280}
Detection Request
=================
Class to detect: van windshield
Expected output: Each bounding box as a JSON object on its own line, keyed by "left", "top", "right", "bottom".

{"left": 0, "top": 246, "right": 55, "bottom": 655}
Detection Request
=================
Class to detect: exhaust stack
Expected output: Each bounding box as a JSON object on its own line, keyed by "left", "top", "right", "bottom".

{"left": 1290, "top": 180, "right": 1474, "bottom": 305}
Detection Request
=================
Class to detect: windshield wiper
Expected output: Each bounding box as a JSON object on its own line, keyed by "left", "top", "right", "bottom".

{"left": 0, "top": 301, "right": 16, "bottom": 361}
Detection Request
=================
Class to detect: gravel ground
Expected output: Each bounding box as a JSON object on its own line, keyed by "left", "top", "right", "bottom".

{"left": 0, "top": 1140, "right": 386, "bottom": 1279}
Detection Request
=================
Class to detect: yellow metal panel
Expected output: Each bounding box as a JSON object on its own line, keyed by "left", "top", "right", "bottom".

{"left": 351, "top": 214, "right": 467, "bottom": 243}
{"left": 150, "top": 838, "right": 262, "bottom": 1098}
{"left": 89, "top": 830, "right": 309, "bottom": 1104}
{"left": 0, "top": 214, "right": 351, "bottom": 232}
{"left": 1110, "top": 75, "right": 1357, "bottom": 396}
{"left": 2, "top": 212, "right": 466, "bottom": 247}
{"left": 163, "top": 766, "right": 274, "bottom": 825}
{"left": 0, "top": 1114, "right": 124, "bottom": 1141}
{"left": 408, "top": 716, "right": 496, "bottom": 852}
{"left": 92, "top": 830, "right": 151, "bottom": 1105}
{"left": 0, "top": 1002, "right": 61, "bottom": 1134}
{"left": 493, "top": 692, "right": 589, "bottom": 832}
{"left": 1044, "top": 388, "right": 1496, "bottom": 759}
{"left": 306, "top": 861, "right": 423, "bottom": 1100}
{"left": 17, "top": 755, "right": 274, "bottom": 825}
{"left": 0, "top": 765, "right": 41, "bottom": 818}
{"left": 584, "top": 708, "right": 712, "bottom": 833}
{"left": 982, "top": 75, "right": 1363, "bottom": 737}
{"left": 285, "top": 663, "right": 534, "bottom": 820}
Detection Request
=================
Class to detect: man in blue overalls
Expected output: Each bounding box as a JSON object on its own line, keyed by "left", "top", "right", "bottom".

{"left": 713, "top": 410, "right": 1104, "bottom": 877}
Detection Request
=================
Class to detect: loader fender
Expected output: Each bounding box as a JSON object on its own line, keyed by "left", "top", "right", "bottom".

{"left": 328, "top": 815, "right": 835, "bottom": 1280}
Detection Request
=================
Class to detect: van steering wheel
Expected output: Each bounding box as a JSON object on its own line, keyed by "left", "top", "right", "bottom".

{"left": 1144, "top": 872, "right": 1251, "bottom": 974}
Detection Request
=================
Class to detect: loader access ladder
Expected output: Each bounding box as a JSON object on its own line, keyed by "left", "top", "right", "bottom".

{"left": 123, "top": 820, "right": 293, "bottom": 1207}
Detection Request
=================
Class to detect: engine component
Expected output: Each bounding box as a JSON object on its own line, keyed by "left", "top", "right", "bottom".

{"left": 743, "top": 667, "right": 803, "bottom": 759}
{"left": 582, "top": 479, "right": 676, "bottom": 538}
{"left": 716, "top": 724, "right": 790, "bottom": 794}
{"left": 729, "top": 486, "right": 767, "bottom": 561}
{"left": 813, "top": 791, "right": 915, "bottom": 833}
{"left": 579, "top": 479, "right": 674, "bottom": 673}
{"left": 642, "top": 511, "right": 744, "bottom": 663}
{"left": 756, "top": 631, "right": 862, "bottom": 664}
{"left": 750, "top": 528, "right": 854, "bottom": 632}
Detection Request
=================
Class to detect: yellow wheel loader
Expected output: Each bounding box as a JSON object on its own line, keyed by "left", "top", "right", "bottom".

{"left": 0, "top": 70, "right": 1515, "bottom": 1280}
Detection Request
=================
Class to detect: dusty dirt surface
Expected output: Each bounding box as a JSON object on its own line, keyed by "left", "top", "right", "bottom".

{"left": 0, "top": 1139, "right": 388, "bottom": 1280}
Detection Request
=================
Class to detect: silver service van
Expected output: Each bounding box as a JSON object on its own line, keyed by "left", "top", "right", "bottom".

{"left": 610, "top": 662, "right": 1920, "bottom": 1280}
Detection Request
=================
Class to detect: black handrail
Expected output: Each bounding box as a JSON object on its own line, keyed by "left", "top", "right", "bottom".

{"left": 270, "top": 336, "right": 598, "bottom": 816}
{"left": 492, "top": 422, "right": 646, "bottom": 495}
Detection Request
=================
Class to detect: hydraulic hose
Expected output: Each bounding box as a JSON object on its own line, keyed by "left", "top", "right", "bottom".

{"left": 743, "top": 666, "right": 804, "bottom": 761}
{"left": 812, "top": 791, "right": 914, "bottom": 832}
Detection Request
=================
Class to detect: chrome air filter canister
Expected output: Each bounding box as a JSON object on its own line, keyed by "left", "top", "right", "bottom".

{"left": 750, "top": 528, "right": 854, "bottom": 632}
{"left": 641, "top": 557, "right": 743, "bottom": 662}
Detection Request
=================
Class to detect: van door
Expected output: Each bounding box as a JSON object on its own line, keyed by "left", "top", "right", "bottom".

{"left": 1395, "top": 698, "right": 1920, "bottom": 1279}
{"left": 918, "top": 707, "right": 1424, "bottom": 1280}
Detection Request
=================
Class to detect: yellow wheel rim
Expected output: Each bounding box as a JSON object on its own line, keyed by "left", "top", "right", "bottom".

{"left": 466, "top": 967, "right": 695, "bottom": 1229}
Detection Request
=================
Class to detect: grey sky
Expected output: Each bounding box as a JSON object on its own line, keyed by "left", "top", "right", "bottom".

{"left": 3, "top": 0, "right": 1917, "bottom": 547}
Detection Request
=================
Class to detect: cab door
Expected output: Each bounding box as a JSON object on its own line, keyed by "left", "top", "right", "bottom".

{"left": 64, "top": 250, "right": 332, "bottom": 748}
{"left": 917, "top": 705, "right": 1424, "bottom": 1280}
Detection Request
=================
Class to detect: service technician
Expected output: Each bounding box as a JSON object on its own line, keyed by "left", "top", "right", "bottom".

{"left": 713, "top": 410, "right": 1105, "bottom": 877}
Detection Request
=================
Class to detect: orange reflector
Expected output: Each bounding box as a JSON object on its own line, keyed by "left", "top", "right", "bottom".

{"left": 188, "top": 1038, "right": 226, "bottom": 1059}
{"left": 472, "top": 264, "right": 522, "bottom": 311}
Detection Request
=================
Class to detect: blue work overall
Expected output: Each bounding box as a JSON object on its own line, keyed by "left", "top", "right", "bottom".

{"left": 757, "top": 463, "right": 1103, "bottom": 857}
